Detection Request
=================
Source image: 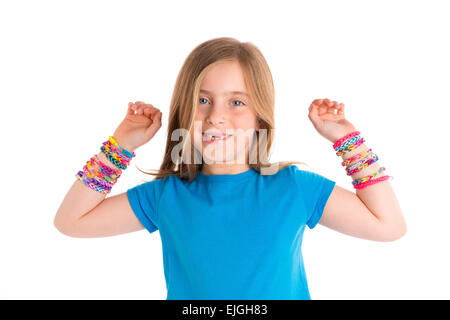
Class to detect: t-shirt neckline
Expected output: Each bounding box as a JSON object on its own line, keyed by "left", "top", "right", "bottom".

{"left": 196, "top": 167, "right": 258, "bottom": 183}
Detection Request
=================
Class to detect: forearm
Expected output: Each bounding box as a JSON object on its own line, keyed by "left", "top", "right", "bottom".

{"left": 54, "top": 137, "right": 135, "bottom": 233}
{"left": 54, "top": 151, "right": 121, "bottom": 231}
{"left": 342, "top": 142, "right": 406, "bottom": 234}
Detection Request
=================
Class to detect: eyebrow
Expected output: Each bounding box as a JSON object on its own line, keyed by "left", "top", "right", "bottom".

{"left": 200, "top": 89, "right": 249, "bottom": 97}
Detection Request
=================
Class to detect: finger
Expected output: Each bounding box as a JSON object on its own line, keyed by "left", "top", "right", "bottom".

{"left": 136, "top": 104, "right": 146, "bottom": 115}
{"left": 328, "top": 101, "right": 338, "bottom": 112}
{"left": 127, "top": 102, "right": 135, "bottom": 115}
{"left": 136, "top": 101, "right": 158, "bottom": 113}
{"left": 330, "top": 101, "right": 338, "bottom": 108}
{"left": 135, "top": 101, "right": 146, "bottom": 114}
{"left": 143, "top": 107, "right": 152, "bottom": 118}
{"left": 311, "top": 99, "right": 322, "bottom": 106}
{"left": 144, "top": 107, "right": 160, "bottom": 119}
{"left": 135, "top": 101, "right": 155, "bottom": 110}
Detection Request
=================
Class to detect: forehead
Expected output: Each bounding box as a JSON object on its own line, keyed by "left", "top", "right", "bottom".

{"left": 200, "top": 89, "right": 248, "bottom": 97}
{"left": 200, "top": 60, "right": 248, "bottom": 96}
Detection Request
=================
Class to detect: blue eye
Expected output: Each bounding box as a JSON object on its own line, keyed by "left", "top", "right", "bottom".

{"left": 199, "top": 97, "right": 245, "bottom": 107}
{"left": 199, "top": 97, "right": 209, "bottom": 104}
{"left": 232, "top": 100, "right": 244, "bottom": 107}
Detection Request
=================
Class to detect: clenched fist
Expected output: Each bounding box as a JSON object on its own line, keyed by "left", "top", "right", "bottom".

{"left": 113, "top": 101, "right": 163, "bottom": 152}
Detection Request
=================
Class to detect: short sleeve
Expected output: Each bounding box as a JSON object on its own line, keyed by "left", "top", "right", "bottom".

{"left": 290, "top": 165, "right": 336, "bottom": 229}
{"left": 126, "top": 178, "right": 166, "bottom": 234}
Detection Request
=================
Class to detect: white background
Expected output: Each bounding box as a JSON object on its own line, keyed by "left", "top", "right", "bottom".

{"left": 1, "top": 0, "right": 448, "bottom": 299}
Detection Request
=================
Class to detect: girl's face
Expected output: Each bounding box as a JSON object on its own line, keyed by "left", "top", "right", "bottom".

{"left": 192, "top": 60, "right": 260, "bottom": 169}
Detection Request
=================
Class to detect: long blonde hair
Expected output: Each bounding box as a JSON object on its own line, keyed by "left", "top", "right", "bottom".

{"left": 137, "top": 37, "right": 309, "bottom": 182}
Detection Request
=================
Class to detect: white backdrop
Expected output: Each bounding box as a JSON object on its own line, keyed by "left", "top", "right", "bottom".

{"left": 1, "top": 0, "right": 448, "bottom": 299}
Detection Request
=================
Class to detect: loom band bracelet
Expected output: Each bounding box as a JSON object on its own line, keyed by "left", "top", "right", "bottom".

{"left": 105, "top": 152, "right": 127, "bottom": 170}
{"left": 82, "top": 164, "right": 97, "bottom": 179}
{"left": 77, "top": 171, "right": 113, "bottom": 191}
{"left": 346, "top": 153, "right": 378, "bottom": 171}
{"left": 336, "top": 138, "right": 365, "bottom": 157}
{"left": 105, "top": 144, "right": 132, "bottom": 163}
{"left": 101, "top": 147, "right": 128, "bottom": 170}
{"left": 363, "top": 167, "right": 387, "bottom": 183}
{"left": 338, "top": 137, "right": 365, "bottom": 155}
{"left": 82, "top": 164, "right": 117, "bottom": 186}
{"left": 346, "top": 155, "right": 379, "bottom": 176}
{"left": 105, "top": 141, "right": 134, "bottom": 162}
{"left": 102, "top": 142, "right": 130, "bottom": 162}
{"left": 352, "top": 167, "right": 386, "bottom": 186}
{"left": 81, "top": 165, "right": 115, "bottom": 188}
{"left": 90, "top": 167, "right": 117, "bottom": 186}
{"left": 85, "top": 159, "right": 116, "bottom": 183}
{"left": 343, "top": 150, "right": 373, "bottom": 168}
{"left": 333, "top": 131, "right": 360, "bottom": 149}
{"left": 333, "top": 133, "right": 358, "bottom": 150}
{"left": 75, "top": 172, "right": 110, "bottom": 195}
{"left": 87, "top": 159, "right": 120, "bottom": 183}
{"left": 353, "top": 175, "right": 389, "bottom": 189}
{"left": 333, "top": 131, "right": 360, "bottom": 148}
{"left": 108, "top": 151, "right": 130, "bottom": 167}
{"left": 83, "top": 161, "right": 105, "bottom": 180}
{"left": 342, "top": 148, "right": 373, "bottom": 166}
{"left": 104, "top": 141, "right": 134, "bottom": 162}
{"left": 109, "top": 145, "right": 133, "bottom": 163}
{"left": 104, "top": 140, "right": 130, "bottom": 160}
{"left": 353, "top": 175, "right": 391, "bottom": 190}
{"left": 92, "top": 154, "right": 122, "bottom": 177}
{"left": 347, "top": 155, "right": 379, "bottom": 176}
{"left": 101, "top": 145, "right": 131, "bottom": 167}
{"left": 335, "top": 135, "right": 361, "bottom": 152}
{"left": 347, "top": 158, "right": 378, "bottom": 175}
{"left": 91, "top": 154, "right": 122, "bottom": 177}
{"left": 94, "top": 162, "right": 121, "bottom": 181}
{"left": 108, "top": 136, "right": 136, "bottom": 160}
{"left": 100, "top": 146, "right": 128, "bottom": 169}
{"left": 109, "top": 136, "right": 135, "bottom": 159}
{"left": 346, "top": 153, "right": 374, "bottom": 170}
{"left": 347, "top": 158, "right": 379, "bottom": 177}
{"left": 354, "top": 173, "right": 393, "bottom": 186}
{"left": 76, "top": 173, "right": 106, "bottom": 194}
{"left": 335, "top": 136, "right": 363, "bottom": 155}
{"left": 85, "top": 174, "right": 113, "bottom": 191}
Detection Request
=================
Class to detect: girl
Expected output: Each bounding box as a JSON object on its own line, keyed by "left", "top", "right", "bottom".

{"left": 54, "top": 37, "right": 407, "bottom": 300}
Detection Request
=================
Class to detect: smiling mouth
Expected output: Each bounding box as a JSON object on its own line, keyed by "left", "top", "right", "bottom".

{"left": 202, "top": 132, "right": 233, "bottom": 143}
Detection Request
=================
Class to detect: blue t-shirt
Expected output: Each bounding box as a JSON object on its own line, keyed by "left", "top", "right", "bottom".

{"left": 126, "top": 164, "right": 336, "bottom": 300}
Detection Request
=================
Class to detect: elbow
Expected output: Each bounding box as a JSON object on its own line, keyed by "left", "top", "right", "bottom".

{"left": 53, "top": 218, "right": 69, "bottom": 237}
{"left": 381, "top": 222, "right": 407, "bottom": 242}
{"left": 53, "top": 214, "right": 76, "bottom": 238}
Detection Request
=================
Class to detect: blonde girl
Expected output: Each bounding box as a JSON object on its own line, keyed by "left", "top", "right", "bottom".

{"left": 54, "top": 37, "right": 406, "bottom": 300}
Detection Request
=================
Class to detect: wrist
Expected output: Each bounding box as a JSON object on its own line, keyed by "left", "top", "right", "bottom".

{"left": 112, "top": 135, "right": 136, "bottom": 154}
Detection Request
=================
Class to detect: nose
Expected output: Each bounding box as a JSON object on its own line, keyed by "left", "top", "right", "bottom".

{"left": 206, "top": 101, "right": 226, "bottom": 126}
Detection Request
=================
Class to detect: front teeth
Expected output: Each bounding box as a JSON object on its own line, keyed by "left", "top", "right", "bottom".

{"left": 203, "top": 133, "right": 231, "bottom": 141}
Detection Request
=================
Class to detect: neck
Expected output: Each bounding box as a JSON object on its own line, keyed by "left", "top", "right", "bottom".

{"left": 200, "top": 163, "right": 251, "bottom": 175}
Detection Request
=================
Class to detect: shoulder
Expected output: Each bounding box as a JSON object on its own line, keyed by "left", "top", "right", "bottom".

{"left": 280, "top": 164, "right": 336, "bottom": 189}
{"left": 128, "top": 174, "right": 173, "bottom": 193}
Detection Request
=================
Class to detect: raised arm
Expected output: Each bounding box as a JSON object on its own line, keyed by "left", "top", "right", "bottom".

{"left": 54, "top": 101, "right": 162, "bottom": 238}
